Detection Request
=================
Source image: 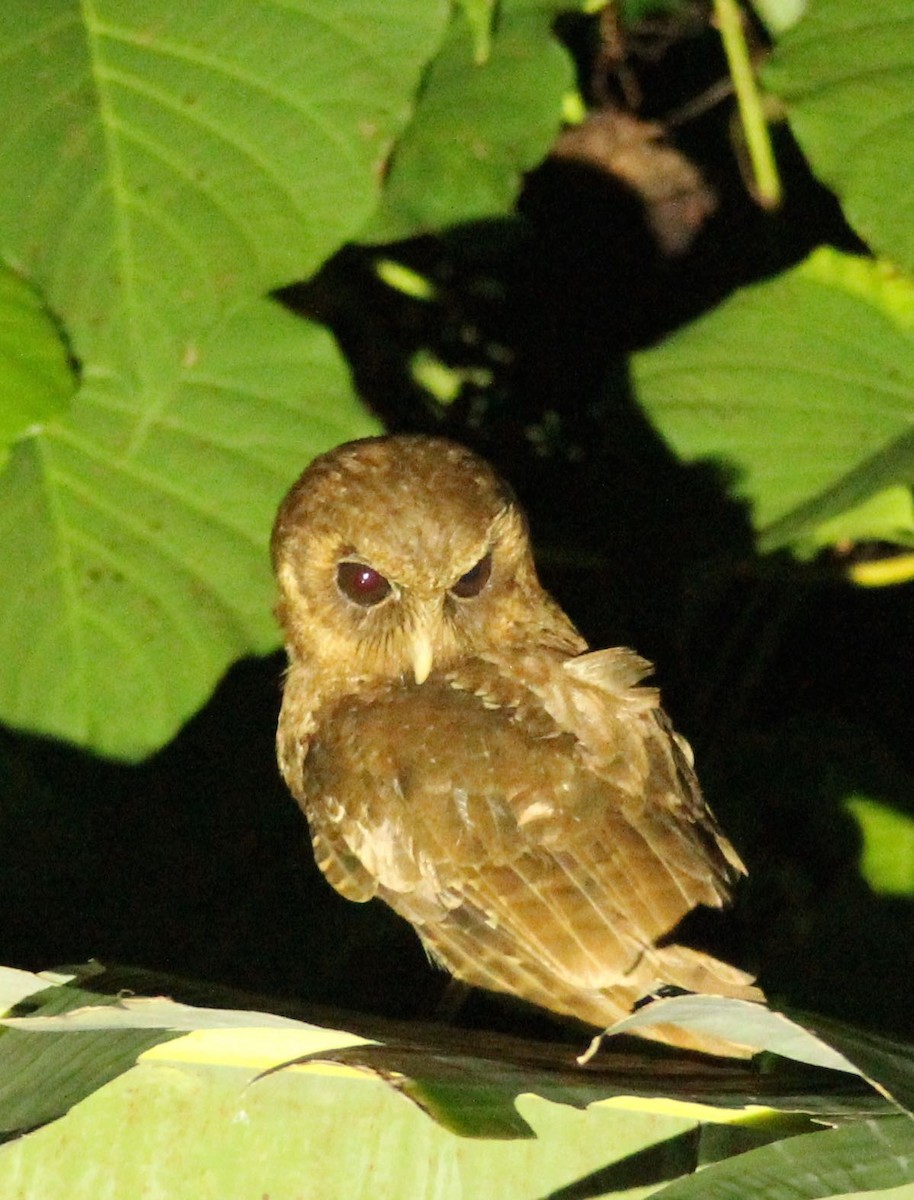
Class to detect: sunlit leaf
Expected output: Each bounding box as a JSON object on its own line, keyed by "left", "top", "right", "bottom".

{"left": 0, "top": 981, "right": 180, "bottom": 1134}
{"left": 610, "top": 994, "right": 914, "bottom": 1117}
{"left": 0, "top": 1054, "right": 699, "bottom": 1200}
{"left": 753, "top": 0, "right": 808, "bottom": 35}
{"left": 0, "top": 304, "right": 377, "bottom": 758}
{"left": 811, "top": 486, "right": 914, "bottom": 553}
{"left": 6, "top": 967, "right": 911, "bottom": 1197}
{"left": 633, "top": 249, "right": 914, "bottom": 553}
{"left": 845, "top": 796, "right": 914, "bottom": 898}
{"left": 0, "top": 967, "right": 59, "bottom": 1016}
{"left": 765, "top": 1, "right": 914, "bottom": 274}
{"left": 367, "top": 1, "right": 573, "bottom": 241}
{"left": 0, "top": 0, "right": 447, "bottom": 757}
{"left": 651, "top": 1116, "right": 914, "bottom": 1200}
{"left": 609, "top": 996, "right": 859, "bottom": 1073}
{"left": 0, "top": 0, "right": 448, "bottom": 368}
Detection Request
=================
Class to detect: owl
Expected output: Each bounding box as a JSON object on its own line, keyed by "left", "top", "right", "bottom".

{"left": 272, "top": 435, "right": 760, "bottom": 1053}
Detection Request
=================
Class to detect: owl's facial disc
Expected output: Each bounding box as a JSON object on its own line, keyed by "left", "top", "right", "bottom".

{"left": 333, "top": 547, "right": 496, "bottom": 684}
{"left": 272, "top": 436, "right": 563, "bottom": 686}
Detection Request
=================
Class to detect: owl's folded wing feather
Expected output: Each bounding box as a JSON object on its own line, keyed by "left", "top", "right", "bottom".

{"left": 290, "top": 659, "right": 756, "bottom": 1035}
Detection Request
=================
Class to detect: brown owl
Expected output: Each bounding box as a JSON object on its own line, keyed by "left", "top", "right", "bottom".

{"left": 272, "top": 435, "right": 760, "bottom": 1054}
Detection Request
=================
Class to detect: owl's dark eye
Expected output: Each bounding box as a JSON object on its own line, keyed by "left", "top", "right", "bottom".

{"left": 450, "top": 552, "right": 492, "bottom": 599}
{"left": 337, "top": 561, "right": 392, "bottom": 607}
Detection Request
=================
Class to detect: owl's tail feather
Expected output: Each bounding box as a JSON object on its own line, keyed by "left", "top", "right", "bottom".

{"left": 422, "top": 914, "right": 764, "bottom": 1058}
{"left": 596, "top": 943, "right": 764, "bottom": 1058}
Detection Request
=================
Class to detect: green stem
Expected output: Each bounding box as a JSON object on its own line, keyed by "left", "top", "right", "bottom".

{"left": 714, "top": 0, "right": 782, "bottom": 209}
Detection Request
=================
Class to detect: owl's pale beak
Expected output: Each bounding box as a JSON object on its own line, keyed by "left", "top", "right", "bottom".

{"left": 410, "top": 627, "right": 434, "bottom": 685}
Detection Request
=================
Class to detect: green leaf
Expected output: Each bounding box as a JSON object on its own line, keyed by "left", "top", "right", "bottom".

{"left": 0, "top": 1052, "right": 698, "bottom": 1200}
{"left": 810, "top": 486, "right": 914, "bottom": 553}
{"left": 752, "top": 0, "right": 808, "bottom": 35}
{"left": 0, "top": 0, "right": 449, "bottom": 372}
{"left": 632, "top": 249, "right": 914, "bottom": 553}
{"left": 610, "top": 994, "right": 914, "bottom": 1120}
{"left": 0, "top": 991, "right": 698, "bottom": 1141}
{"left": 785, "top": 1011, "right": 914, "bottom": 1120}
{"left": 6, "top": 970, "right": 908, "bottom": 1196}
{"left": 3, "top": 980, "right": 890, "bottom": 1132}
{"left": 0, "top": 976, "right": 701, "bottom": 1190}
{"left": 609, "top": 996, "right": 862, "bottom": 1074}
{"left": 845, "top": 796, "right": 914, "bottom": 898}
{"left": 0, "top": 266, "right": 75, "bottom": 466}
{"left": 0, "top": 302, "right": 378, "bottom": 759}
{"left": 0, "top": 980, "right": 181, "bottom": 1134}
{"left": 0, "top": 968, "right": 63, "bottom": 1017}
{"left": 367, "top": 3, "right": 574, "bottom": 241}
{"left": 0, "top": 0, "right": 450, "bottom": 757}
{"left": 650, "top": 1116, "right": 914, "bottom": 1200}
{"left": 456, "top": 0, "right": 496, "bottom": 64}
{"left": 764, "top": 1, "right": 914, "bottom": 274}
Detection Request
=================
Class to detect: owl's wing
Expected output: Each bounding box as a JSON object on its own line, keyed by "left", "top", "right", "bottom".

{"left": 560, "top": 646, "right": 746, "bottom": 875}
{"left": 277, "top": 667, "right": 378, "bottom": 904}
{"left": 296, "top": 656, "right": 754, "bottom": 1029}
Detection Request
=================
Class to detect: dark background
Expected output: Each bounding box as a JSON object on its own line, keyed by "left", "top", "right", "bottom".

{"left": 3, "top": 8, "right": 913, "bottom": 1044}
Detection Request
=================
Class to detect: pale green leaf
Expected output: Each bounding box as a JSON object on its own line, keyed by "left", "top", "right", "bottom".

{"left": 0, "top": 0, "right": 449, "bottom": 373}
{"left": 0, "top": 303, "right": 378, "bottom": 758}
{"left": 3, "top": 969, "right": 906, "bottom": 1198}
{"left": 632, "top": 249, "right": 914, "bottom": 552}
{"left": 367, "top": 4, "right": 574, "bottom": 241}
{"left": 611, "top": 995, "right": 914, "bottom": 1117}
{"left": 0, "top": 981, "right": 181, "bottom": 1134}
{"left": 651, "top": 1116, "right": 914, "bottom": 1200}
{"left": 845, "top": 796, "right": 914, "bottom": 898}
{"left": 4, "top": 995, "right": 358, "bottom": 1036}
{"left": 609, "top": 996, "right": 860, "bottom": 1074}
{"left": 764, "top": 1, "right": 914, "bottom": 274}
{"left": 0, "top": 1056, "right": 697, "bottom": 1200}
{"left": 0, "top": 967, "right": 60, "bottom": 1017}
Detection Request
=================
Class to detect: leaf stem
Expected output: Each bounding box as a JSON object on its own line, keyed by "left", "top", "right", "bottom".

{"left": 713, "top": 0, "right": 782, "bottom": 209}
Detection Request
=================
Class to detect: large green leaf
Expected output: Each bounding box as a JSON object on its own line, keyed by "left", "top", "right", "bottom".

{"left": 609, "top": 994, "right": 914, "bottom": 1118}
{"left": 0, "top": 969, "right": 704, "bottom": 1194}
{"left": 0, "top": 302, "right": 374, "bottom": 758}
{"left": 0, "top": 973, "right": 181, "bottom": 1134}
{"left": 0, "top": 972, "right": 863, "bottom": 1197}
{"left": 0, "top": 985, "right": 776, "bottom": 1139}
{"left": 367, "top": 1, "right": 574, "bottom": 241}
{"left": 651, "top": 1116, "right": 914, "bottom": 1200}
{"left": 764, "top": 1, "right": 914, "bottom": 275}
{"left": 0, "top": 0, "right": 449, "bottom": 368}
{"left": 0, "top": 1052, "right": 697, "bottom": 1200}
{"left": 0, "top": 0, "right": 455, "bottom": 757}
{"left": 9, "top": 966, "right": 914, "bottom": 1198}
{"left": 633, "top": 248, "right": 914, "bottom": 553}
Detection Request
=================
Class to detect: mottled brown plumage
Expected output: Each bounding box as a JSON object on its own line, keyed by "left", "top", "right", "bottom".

{"left": 272, "top": 435, "right": 760, "bottom": 1053}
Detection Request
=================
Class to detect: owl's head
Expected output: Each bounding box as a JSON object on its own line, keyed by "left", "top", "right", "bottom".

{"left": 272, "top": 435, "right": 578, "bottom": 685}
